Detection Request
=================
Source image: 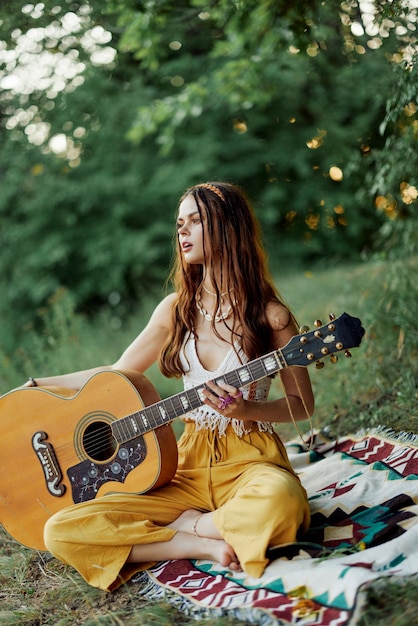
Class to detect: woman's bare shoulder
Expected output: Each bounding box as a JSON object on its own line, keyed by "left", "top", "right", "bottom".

{"left": 265, "top": 300, "right": 292, "bottom": 331}
{"left": 159, "top": 292, "right": 179, "bottom": 308}
{"left": 149, "top": 292, "right": 178, "bottom": 327}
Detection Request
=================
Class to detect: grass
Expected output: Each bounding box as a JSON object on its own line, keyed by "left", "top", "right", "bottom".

{"left": 0, "top": 255, "right": 417, "bottom": 625}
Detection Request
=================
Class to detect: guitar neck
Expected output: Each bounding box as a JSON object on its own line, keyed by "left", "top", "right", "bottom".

{"left": 111, "top": 349, "right": 285, "bottom": 444}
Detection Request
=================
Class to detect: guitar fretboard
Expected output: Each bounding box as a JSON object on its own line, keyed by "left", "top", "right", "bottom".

{"left": 111, "top": 348, "right": 285, "bottom": 444}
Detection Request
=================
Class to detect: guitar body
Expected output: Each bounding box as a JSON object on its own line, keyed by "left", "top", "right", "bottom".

{"left": 0, "top": 370, "right": 178, "bottom": 551}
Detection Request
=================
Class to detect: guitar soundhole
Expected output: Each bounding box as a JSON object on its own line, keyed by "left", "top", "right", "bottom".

{"left": 83, "top": 421, "right": 117, "bottom": 462}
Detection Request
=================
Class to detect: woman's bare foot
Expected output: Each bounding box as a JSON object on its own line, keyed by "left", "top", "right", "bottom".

{"left": 128, "top": 531, "right": 242, "bottom": 572}
{"left": 129, "top": 510, "right": 242, "bottom": 572}
{"left": 207, "top": 537, "right": 241, "bottom": 571}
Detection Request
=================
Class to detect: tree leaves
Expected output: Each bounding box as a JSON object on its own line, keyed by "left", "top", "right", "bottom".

{"left": 0, "top": 0, "right": 416, "bottom": 342}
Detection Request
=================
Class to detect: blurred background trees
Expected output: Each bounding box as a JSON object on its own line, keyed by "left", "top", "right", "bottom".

{"left": 0, "top": 0, "right": 417, "bottom": 350}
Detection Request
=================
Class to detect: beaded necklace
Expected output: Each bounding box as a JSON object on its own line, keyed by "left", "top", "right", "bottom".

{"left": 196, "top": 285, "right": 234, "bottom": 323}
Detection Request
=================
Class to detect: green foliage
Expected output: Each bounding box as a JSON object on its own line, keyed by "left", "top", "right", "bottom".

{"left": 308, "top": 254, "right": 418, "bottom": 436}
{"left": 0, "top": 67, "right": 175, "bottom": 340}
{"left": 0, "top": 0, "right": 417, "bottom": 343}
{"left": 368, "top": 61, "right": 418, "bottom": 238}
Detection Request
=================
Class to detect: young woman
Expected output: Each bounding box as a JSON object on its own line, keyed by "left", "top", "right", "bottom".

{"left": 26, "top": 182, "right": 314, "bottom": 591}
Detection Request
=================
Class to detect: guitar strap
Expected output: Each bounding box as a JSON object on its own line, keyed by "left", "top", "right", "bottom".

{"left": 281, "top": 369, "right": 314, "bottom": 451}
{"left": 247, "top": 377, "right": 313, "bottom": 450}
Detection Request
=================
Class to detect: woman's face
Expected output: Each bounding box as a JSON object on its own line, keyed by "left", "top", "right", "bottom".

{"left": 177, "top": 195, "right": 209, "bottom": 266}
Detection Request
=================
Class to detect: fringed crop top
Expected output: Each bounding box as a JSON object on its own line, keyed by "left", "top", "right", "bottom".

{"left": 179, "top": 333, "right": 274, "bottom": 437}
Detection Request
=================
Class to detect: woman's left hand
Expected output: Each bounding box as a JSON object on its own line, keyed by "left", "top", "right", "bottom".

{"left": 203, "top": 380, "right": 244, "bottom": 415}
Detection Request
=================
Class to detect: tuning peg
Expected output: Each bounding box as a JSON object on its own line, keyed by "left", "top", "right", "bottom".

{"left": 314, "top": 319, "right": 323, "bottom": 328}
{"left": 330, "top": 354, "right": 338, "bottom": 364}
{"left": 329, "top": 313, "right": 336, "bottom": 321}
{"left": 299, "top": 325, "right": 310, "bottom": 334}
{"left": 315, "top": 361, "right": 325, "bottom": 369}
{"left": 344, "top": 350, "right": 352, "bottom": 358}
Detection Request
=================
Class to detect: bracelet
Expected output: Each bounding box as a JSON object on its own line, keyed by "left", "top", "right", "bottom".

{"left": 28, "top": 377, "right": 37, "bottom": 387}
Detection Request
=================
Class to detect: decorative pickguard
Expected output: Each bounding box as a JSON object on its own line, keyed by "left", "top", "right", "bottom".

{"left": 67, "top": 434, "right": 147, "bottom": 502}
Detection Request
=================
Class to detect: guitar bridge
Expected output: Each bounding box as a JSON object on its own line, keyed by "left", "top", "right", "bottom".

{"left": 32, "top": 431, "right": 66, "bottom": 497}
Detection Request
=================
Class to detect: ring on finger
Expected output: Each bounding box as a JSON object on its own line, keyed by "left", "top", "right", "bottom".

{"left": 218, "top": 394, "right": 233, "bottom": 409}
{"left": 218, "top": 390, "right": 242, "bottom": 410}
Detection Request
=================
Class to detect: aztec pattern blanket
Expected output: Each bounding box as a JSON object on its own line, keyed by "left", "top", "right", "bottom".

{"left": 135, "top": 429, "right": 418, "bottom": 625}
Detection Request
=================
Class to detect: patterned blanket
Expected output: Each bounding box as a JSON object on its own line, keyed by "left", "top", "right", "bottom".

{"left": 135, "top": 429, "right": 418, "bottom": 625}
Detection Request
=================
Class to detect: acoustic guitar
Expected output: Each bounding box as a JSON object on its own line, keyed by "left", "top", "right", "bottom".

{"left": 0, "top": 312, "right": 364, "bottom": 551}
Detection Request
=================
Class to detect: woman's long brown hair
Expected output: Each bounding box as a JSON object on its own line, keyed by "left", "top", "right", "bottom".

{"left": 159, "top": 182, "right": 292, "bottom": 378}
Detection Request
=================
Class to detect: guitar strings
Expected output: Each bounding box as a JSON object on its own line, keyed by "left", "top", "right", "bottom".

{"left": 50, "top": 426, "right": 119, "bottom": 462}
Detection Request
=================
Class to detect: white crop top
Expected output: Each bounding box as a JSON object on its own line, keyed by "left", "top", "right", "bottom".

{"left": 180, "top": 333, "right": 274, "bottom": 437}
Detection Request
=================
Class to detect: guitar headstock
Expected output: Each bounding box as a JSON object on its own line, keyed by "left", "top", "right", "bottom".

{"left": 282, "top": 312, "right": 365, "bottom": 368}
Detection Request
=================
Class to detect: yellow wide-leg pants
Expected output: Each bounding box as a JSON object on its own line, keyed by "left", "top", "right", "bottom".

{"left": 44, "top": 423, "right": 310, "bottom": 591}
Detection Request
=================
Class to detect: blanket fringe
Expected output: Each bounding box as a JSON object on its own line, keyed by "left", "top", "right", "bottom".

{"left": 355, "top": 425, "right": 418, "bottom": 447}
{"left": 133, "top": 570, "right": 290, "bottom": 625}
